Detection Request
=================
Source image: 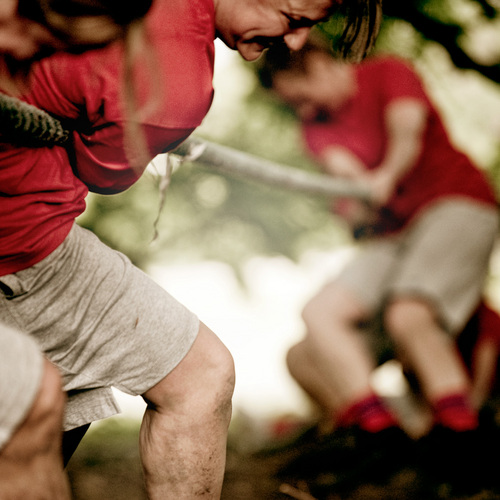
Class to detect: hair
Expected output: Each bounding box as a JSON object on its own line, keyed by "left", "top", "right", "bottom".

{"left": 18, "top": 0, "right": 153, "bottom": 46}
{"left": 337, "top": 0, "right": 383, "bottom": 62}
{"left": 257, "top": 0, "right": 382, "bottom": 89}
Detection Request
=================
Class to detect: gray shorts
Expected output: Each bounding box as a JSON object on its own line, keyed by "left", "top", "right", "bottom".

{"left": 0, "top": 224, "right": 200, "bottom": 430}
{"left": 0, "top": 323, "right": 43, "bottom": 450}
{"left": 335, "top": 198, "right": 499, "bottom": 335}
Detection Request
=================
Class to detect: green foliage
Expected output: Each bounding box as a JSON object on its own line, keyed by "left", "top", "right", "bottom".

{"left": 78, "top": 178, "right": 159, "bottom": 268}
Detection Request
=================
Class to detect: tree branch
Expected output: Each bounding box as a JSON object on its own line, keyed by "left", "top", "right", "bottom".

{"left": 383, "top": 0, "right": 500, "bottom": 83}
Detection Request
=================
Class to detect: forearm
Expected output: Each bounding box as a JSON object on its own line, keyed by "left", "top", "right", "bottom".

{"left": 378, "top": 128, "right": 423, "bottom": 180}
{"left": 369, "top": 98, "right": 428, "bottom": 205}
{"left": 320, "top": 145, "right": 368, "bottom": 180}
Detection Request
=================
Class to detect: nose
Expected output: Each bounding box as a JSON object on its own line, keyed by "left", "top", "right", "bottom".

{"left": 283, "top": 27, "right": 311, "bottom": 51}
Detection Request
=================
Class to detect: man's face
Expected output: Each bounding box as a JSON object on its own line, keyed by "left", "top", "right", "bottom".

{"left": 274, "top": 71, "right": 331, "bottom": 121}
{"left": 273, "top": 54, "right": 354, "bottom": 121}
{"left": 214, "top": 0, "right": 336, "bottom": 61}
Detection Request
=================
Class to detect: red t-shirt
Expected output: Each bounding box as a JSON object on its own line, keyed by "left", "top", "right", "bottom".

{"left": 303, "top": 56, "right": 497, "bottom": 234}
{"left": 0, "top": 0, "right": 215, "bottom": 275}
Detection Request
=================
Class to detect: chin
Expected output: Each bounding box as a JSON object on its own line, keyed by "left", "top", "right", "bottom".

{"left": 237, "top": 43, "right": 264, "bottom": 61}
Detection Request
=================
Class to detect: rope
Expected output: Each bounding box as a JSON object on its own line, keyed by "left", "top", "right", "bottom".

{"left": 0, "top": 93, "right": 71, "bottom": 147}
{"left": 172, "top": 136, "right": 372, "bottom": 202}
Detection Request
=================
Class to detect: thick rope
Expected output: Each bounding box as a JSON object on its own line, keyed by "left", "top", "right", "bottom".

{"left": 0, "top": 93, "right": 70, "bottom": 147}
{"left": 172, "top": 136, "right": 372, "bottom": 202}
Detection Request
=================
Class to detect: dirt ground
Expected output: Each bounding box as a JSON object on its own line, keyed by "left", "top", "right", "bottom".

{"left": 66, "top": 412, "right": 500, "bottom": 500}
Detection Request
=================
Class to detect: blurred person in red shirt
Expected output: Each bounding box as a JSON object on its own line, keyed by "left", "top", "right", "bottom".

{"left": 259, "top": 34, "right": 500, "bottom": 495}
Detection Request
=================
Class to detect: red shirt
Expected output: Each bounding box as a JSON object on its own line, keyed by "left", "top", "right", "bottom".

{"left": 0, "top": 0, "right": 215, "bottom": 275}
{"left": 303, "top": 57, "right": 497, "bottom": 234}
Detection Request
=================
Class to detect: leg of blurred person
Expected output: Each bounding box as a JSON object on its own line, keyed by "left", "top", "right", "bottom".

{"left": 292, "top": 239, "right": 404, "bottom": 439}
{"left": 382, "top": 201, "right": 498, "bottom": 443}
{"left": 297, "top": 283, "right": 388, "bottom": 429}
{"left": 454, "top": 302, "right": 500, "bottom": 410}
{"left": 0, "top": 324, "right": 70, "bottom": 500}
{"left": 294, "top": 200, "right": 498, "bottom": 433}
{"left": 283, "top": 200, "right": 499, "bottom": 493}
{"left": 385, "top": 299, "right": 476, "bottom": 430}
{"left": 140, "top": 323, "right": 234, "bottom": 499}
{"left": 280, "top": 280, "right": 408, "bottom": 485}
{"left": 282, "top": 200, "right": 497, "bottom": 490}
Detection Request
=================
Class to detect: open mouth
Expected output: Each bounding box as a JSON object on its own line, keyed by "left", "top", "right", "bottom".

{"left": 243, "top": 35, "right": 284, "bottom": 50}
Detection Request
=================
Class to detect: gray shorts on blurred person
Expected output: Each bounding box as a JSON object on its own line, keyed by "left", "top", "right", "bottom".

{"left": 333, "top": 197, "right": 499, "bottom": 336}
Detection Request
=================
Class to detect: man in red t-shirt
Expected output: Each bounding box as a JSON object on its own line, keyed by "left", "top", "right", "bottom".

{"left": 259, "top": 36, "right": 499, "bottom": 493}
{"left": 0, "top": 1, "right": 383, "bottom": 498}
{"left": 0, "top": 2, "right": 153, "bottom": 499}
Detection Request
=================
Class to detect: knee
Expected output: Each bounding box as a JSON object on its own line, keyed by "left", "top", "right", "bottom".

{"left": 384, "top": 298, "right": 436, "bottom": 343}
{"left": 185, "top": 340, "right": 235, "bottom": 418}
{"left": 202, "top": 340, "right": 235, "bottom": 417}
{"left": 301, "top": 285, "right": 344, "bottom": 329}
{"left": 4, "top": 360, "right": 66, "bottom": 460}
{"left": 197, "top": 332, "right": 235, "bottom": 412}
{"left": 301, "top": 284, "right": 367, "bottom": 335}
{"left": 301, "top": 295, "right": 323, "bottom": 328}
{"left": 145, "top": 325, "right": 235, "bottom": 420}
{"left": 286, "top": 341, "right": 308, "bottom": 380}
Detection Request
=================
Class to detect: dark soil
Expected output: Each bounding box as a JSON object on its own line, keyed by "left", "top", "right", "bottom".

{"left": 66, "top": 415, "right": 500, "bottom": 500}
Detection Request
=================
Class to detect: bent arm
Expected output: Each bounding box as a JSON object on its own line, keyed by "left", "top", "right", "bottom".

{"left": 367, "top": 97, "right": 428, "bottom": 205}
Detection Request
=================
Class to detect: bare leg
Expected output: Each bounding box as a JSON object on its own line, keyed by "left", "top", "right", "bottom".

{"left": 140, "top": 322, "right": 235, "bottom": 499}
{"left": 0, "top": 359, "right": 70, "bottom": 500}
{"left": 302, "top": 284, "right": 374, "bottom": 412}
{"left": 287, "top": 341, "right": 342, "bottom": 432}
{"left": 385, "top": 298, "right": 471, "bottom": 400}
{"left": 299, "top": 283, "right": 376, "bottom": 413}
{"left": 287, "top": 341, "right": 344, "bottom": 412}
